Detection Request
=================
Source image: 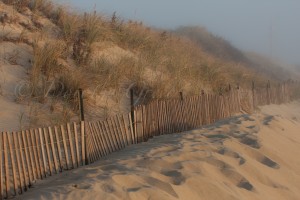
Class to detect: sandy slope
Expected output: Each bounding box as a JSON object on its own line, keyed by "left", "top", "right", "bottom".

{"left": 17, "top": 102, "right": 300, "bottom": 200}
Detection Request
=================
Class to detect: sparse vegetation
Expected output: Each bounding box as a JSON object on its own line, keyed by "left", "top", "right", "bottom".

{"left": 72, "top": 12, "right": 103, "bottom": 65}
{"left": 0, "top": 0, "right": 295, "bottom": 128}
{"left": 28, "top": 40, "right": 66, "bottom": 103}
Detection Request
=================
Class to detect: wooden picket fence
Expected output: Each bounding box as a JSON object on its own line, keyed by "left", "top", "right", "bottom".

{"left": 0, "top": 122, "right": 85, "bottom": 199}
{"left": 0, "top": 81, "right": 299, "bottom": 199}
{"left": 85, "top": 82, "right": 299, "bottom": 165}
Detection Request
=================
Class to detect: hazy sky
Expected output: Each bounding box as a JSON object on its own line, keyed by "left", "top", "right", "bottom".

{"left": 58, "top": 0, "right": 300, "bottom": 65}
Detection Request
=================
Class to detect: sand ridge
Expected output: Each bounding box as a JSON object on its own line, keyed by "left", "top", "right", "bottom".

{"left": 16, "top": 102, "right": 300, "bottom": 200}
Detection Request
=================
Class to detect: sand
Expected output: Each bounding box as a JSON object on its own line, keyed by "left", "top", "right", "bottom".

{"left": 16, "top": 102, "right": 300, "bottom": 200}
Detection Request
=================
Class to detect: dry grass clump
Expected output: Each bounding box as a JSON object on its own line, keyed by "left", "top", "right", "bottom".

{"left": 57, "top": 12, "right": 81, "bottom": 44}
{"left": 55, "top": 11, "right": 112, "bottom": 65}
{"left": 88, "top": 55, "right": 141, "bottom": 91}
{"left": 31, "top": 41, "right": 66, "bottom": 78}
{"left": 72, "top": 13, "right": 102, "bottom": 65}
{"left": 30, "top": 40, "right": 66, "bottom": 97}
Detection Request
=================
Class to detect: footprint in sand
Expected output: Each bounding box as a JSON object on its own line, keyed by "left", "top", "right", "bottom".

{"left": 160, "top": 169, "right": 186, "bottom": 185}
{"left": 240, "top": 144, "right": 280, "bottom": 169}
{"left": 217, "top": 147, "right": 246, "bottom": 165}
{"left": 203, "top": 157, "right": 254, "bottom": 191}
{"left": 239, "top": 135, "right": 261, "bottom": 149}
{"left": 263, "top": 115, "right": 274, "bottom": 125}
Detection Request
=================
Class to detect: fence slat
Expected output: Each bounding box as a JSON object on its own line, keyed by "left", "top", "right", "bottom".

{"left": 128, "top": 113, "right": 135, "bottom": 144}
{"left": 110, "top": 118, "right": 122, "bottom": 150}
{"left": 31, "top": 130, "right": 42, "bottom": 179}
{"left": 117, "top": 115, "right": 128, "bottom": 147}
{"left": 48, "top": 127, "right": 59, "bottom": 173}
{"left": 95, "top": 121, "right": 108, "bottom": 157}
{"left": 43, "top": 128, "right": 53, "bottom": 175}
{"left": 38, "top": 128, "right": 48, "bottom": 176}
{"left": 95, "top": 122, "right": 108, "bottom": 156}
{"left": 3, "top": 132, "right": 10, "bottom": 198}
{"left": 81, "top": 122, "right": 86, "bottom": 166}
{"left": 60, "top": 126, "right": 70, "bottom": 170}
{"left": 54, "top": 127, "right": 63, "bottom": 171}
{"left": 22, "top": 131, "right": 32, "bottom": 185}
{"left": 113, "top": 116, "right": 126, "bottom": 148}
{"left": 7, "top": 132, "right": 17, "bottom": 196}
{"left": 35, "top": 129, "right": 45, "bottom": 178}
{"left": 86, "top": 122, "right": 97, "bottom": 163}
{"left": 12, "top": 132, "right": 23, "bottom": 194}
{"left": 67, "top": 124, "right": 76, "bottom": 169}
{"left": 17, "top": 133, "right": 28, "bottom": 190}
{"left": 99, "top": 122, "right": 113, "bottom": 154}
{"left": 103, "top": 121, "right": 117, "bottom": 152}
{"left": 73, "top": 123, "right": 80, "bottom": 168}
{"left": 26, "top": 130, "right": 37, "bottom": 182}
{"left": 89, "top": 122, "right": 103, "bottom": 159}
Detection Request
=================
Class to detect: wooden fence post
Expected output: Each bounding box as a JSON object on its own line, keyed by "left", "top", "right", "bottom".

{"left": 179, "top": 92, "right": 184, "bottom": 101}
{"left": 78, "top": 89, "right": 87, "bottom": 165}
{"left": 130, "top": 88, "right": 135, "bottom": 137}
{"left": 78, "top": 89, "right": 85, "bottom": 122}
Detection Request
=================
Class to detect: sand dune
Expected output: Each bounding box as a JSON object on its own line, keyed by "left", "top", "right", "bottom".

{"left": 17, "top": 102, "right": 300, "bottom": 200}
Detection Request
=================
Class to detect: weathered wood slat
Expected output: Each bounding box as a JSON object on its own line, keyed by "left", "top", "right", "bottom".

{"left": 17, "top": 133, "right": 28, "bottom": 189}
{"left": 98, "top": 122, "right": 112, "bottom": 154}
{"left": 95, "top": 122, "right": 108, "bottom": 156}
{"left": 48, "top": 127, "right": 59, "bottom": 173}
{"left": 60, "top": 126, "right": 70, "bottom": 170}
{"left": 7, "top": 132, "right": 17, "bottom": 196}
{"left": 81, "top": 121, "right": 86, "bottom": 166}
{"left": 128, "top": 113, "right": 135, "bottom": 144}
{"left": 22, "top": 131, "right": 32, "bottom": 185}
{"left": 90, "top": 122, "right": 103, "bottom": 158}
{"left": 26, "top": 131, "right": 36, "bottom": 182}
{"left": 3, "top": 132, "right": 10, "bottom": 198}
{"left": 133, "top": 109, "right": 138, "bottom": 143}
{"left": 103, "top": 120, "right": 117, "bottom": 152}
{"left": 43, "top": 128, "right": 53, "bottom": 175}
{"left": 54, "top": 126, "right": 63, "bottom": 171}
{"left": 38, "top": 128, "right": 47, "bottom": 177}
{"left": 110, "top": 117, "right": 123, "bottom": 149}
{"left": 12, "top": 132, "right": 23, "bottom": 194}
{"left": 84, "top": 123, "right": 93, "bottom": 164}
{"left": 115, "top": 115, "right": 127, "bottom": 148}
{"left": 121, "top": 115, "right": 131, "bottom": 146}
{"left": 86, "top": 122, "right": 98, "bottom": 162}
{"left": 31, "top": 129, "right": 42, "bottom": 179}
{"left": 73, "top": 123, "right": 80, "bottom": 168}
{"left": 67, "top": 124, "right": 76, "bottom": 169}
